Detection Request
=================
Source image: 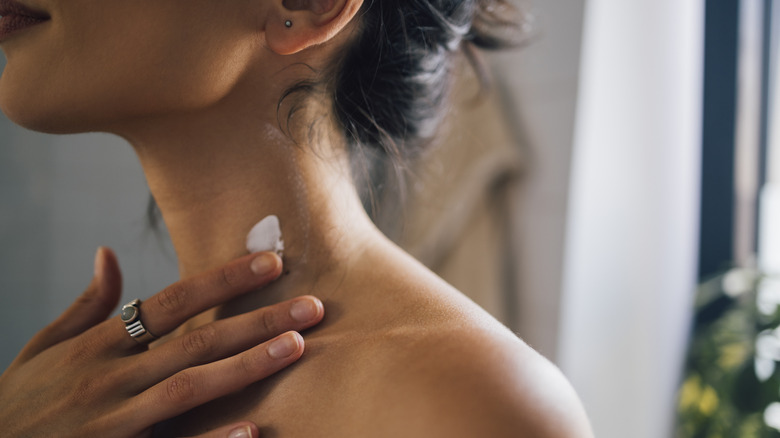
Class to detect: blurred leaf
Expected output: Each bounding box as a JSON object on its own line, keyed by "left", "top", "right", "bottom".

{"left": 676, "top": 269, "right": 780, "bottom": 437}
{"left": 694, "top": 295, "right": 737, "bottom": 330}
{"left": 733, "top": 359, "right": 776, "bottom": 414}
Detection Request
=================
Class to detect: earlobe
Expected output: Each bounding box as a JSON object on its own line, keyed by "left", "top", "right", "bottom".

{"left": 266, "top": 0, "right": 363, "bottom": 56}
{"left": 265, "top": 16, "right": 309, "bottom": 56}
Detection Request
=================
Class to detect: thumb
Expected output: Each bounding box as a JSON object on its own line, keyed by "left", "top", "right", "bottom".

{"left": 16, "top": 247, "right": 123, "bottom": 362}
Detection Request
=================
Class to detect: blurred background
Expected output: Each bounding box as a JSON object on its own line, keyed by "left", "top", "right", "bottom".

{"left": 1, "top": 0, "right": 777, "bottom": 437}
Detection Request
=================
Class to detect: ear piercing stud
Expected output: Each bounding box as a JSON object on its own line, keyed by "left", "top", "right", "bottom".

{"left": 284, "top": 20, "right": 292, "bottom": 28}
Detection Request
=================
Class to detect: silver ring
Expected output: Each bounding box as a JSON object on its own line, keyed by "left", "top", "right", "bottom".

{"left": 120, "top": 299, "right": 157, "bottom": 344}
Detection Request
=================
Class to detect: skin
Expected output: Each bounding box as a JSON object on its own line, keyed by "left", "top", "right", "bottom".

{"left": 0, "top": 248, "right": 326, "bottom": 437}
{"left": 0, "top": 0, "right": 595, "bottom": 436}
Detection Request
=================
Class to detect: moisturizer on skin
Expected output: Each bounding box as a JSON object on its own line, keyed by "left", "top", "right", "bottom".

{"left": 246, "top": 215, "right": 284, "bottom": 255}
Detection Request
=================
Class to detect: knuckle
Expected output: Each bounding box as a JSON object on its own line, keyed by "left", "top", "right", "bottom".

{"left": 68, "top": 370, "right": 109, "bottom": 406}
{"left": 63, "top": 335, "right": 100, "bottom": 365}
{"left": 165, "top": 371, "right": 198, "bottom": 404}
{"left": 100, "top": 363, "right": 132, "bottom": 388}
{"left": 220, "top": 263, "right": 243, "bottom": 289}
{"left": 155, "top": 282, "right": 189, "bottom": 315}
{"left": 70, "top": 377, "right": 97, "bottom": 406}
{"left": 237, "top": 350, "right": 261, "bottom": 375}
{"left": 62, "top": 344, "right": 85, "bottom": 366}
{"left": 260, "top": 308, "right": 279, "bottom": 334}
{"left": 181, "top": 325, "right": 218, "bottom": 362}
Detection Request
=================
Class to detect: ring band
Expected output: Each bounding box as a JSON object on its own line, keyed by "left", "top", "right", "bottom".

{"left": 120, "top": 299, "right": 157, "bottom": 344}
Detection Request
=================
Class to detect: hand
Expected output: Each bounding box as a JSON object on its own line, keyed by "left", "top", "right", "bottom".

{"left": 0, "top": 247, "right": 324, "bottom": 438}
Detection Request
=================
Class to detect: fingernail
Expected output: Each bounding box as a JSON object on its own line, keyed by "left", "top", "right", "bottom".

{"left": 290, "top": 298, "right": 319, "bottom": 322}
{"left": 228, "top": 425, "right": 253, "bottom": 438}
{"left": 250, "top": 253, "right": 278, "bottom": 276}
{"left": 93, "top": 247, "right": 104, "bottom": 277}
{"left": 268, "top": 332, "right": 299, "bottom": 359}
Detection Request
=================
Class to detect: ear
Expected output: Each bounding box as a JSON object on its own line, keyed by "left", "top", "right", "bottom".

{"left": 266, "top": 0, "right": 363, "bottom": 55}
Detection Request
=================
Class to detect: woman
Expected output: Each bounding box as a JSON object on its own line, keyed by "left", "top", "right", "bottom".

{"left": 0, "top": 0, "right": 593, "bottom": 436}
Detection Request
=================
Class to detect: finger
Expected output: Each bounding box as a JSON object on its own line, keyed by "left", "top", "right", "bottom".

{"left": 183, "top": 422, "right": 259, "bottom": 438}
{"left": 107, "top": 252, "right": 282, "bottom": 350}
{"left": 133, "top": 296, "right": 323, "bottom": 386}
{"left": 15, "top": 247, "right": 123, "bottom": 362}
{"left": 131, "top": 331, "right": 303, "bottom": 424}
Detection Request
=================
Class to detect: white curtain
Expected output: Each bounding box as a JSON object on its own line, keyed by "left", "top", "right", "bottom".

{"left": 557, "top": 1, "right": 704, "bottom": 437}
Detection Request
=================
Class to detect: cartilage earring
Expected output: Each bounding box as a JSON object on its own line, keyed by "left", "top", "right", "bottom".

{"left": 284, "top": 20, "right": 292, "bottom": 28}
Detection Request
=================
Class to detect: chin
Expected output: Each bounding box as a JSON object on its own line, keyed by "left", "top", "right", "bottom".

{"left": 0, "top": 98, "right": 86, "bottom": 134}
{"left": 0, "top": 101, "right": 59, "bottom": 133}
{"left": 0, "top": 65, "right": 120, "bottom": 134}
{"left": 0, "top": 76, "right": 76, "bottom": 134}
{"left": 0, "top": 87, "right": 113, "bottom": 135}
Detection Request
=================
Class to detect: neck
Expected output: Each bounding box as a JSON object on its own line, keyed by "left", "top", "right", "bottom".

{"left": 113, "top": 79, "right": 379, "bottom": 322}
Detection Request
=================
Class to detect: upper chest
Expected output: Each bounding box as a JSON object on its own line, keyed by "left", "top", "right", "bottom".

{"left": 157, "top": 328, "right": 399, "bottom": 437}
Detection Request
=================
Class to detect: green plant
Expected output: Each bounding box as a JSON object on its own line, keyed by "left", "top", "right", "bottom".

{"left": 676, "top": 268, "right": 780, "bottom": 437}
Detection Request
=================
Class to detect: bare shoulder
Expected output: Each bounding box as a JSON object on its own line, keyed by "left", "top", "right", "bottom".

{"left": 357, "top": 313, "right": 593, "bottom": 438}
{"left": 334, "top": 242, "right": 593, "bottom": 437}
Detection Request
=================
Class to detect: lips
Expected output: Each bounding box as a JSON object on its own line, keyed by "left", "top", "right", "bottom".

{"left": 0, "top": 0, "right": 49, "bottom": 40}
{"left": 0, "top": 0, "right": 50, "bottom": 20}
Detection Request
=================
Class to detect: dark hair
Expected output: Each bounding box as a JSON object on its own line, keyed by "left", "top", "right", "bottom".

{"left": 325, "top": 0, "right": 526, "bottom": 219}
{"left": 149, "top": 0, "right": 526, "bottom": 228}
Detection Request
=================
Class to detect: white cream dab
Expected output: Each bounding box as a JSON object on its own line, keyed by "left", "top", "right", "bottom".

{"left": 246, "top": 215, "right": 284, "bottom": 256}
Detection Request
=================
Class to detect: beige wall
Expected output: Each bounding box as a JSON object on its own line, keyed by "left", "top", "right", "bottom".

{"left": 490, "top": 0, "right": 586, "bottom": 359}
